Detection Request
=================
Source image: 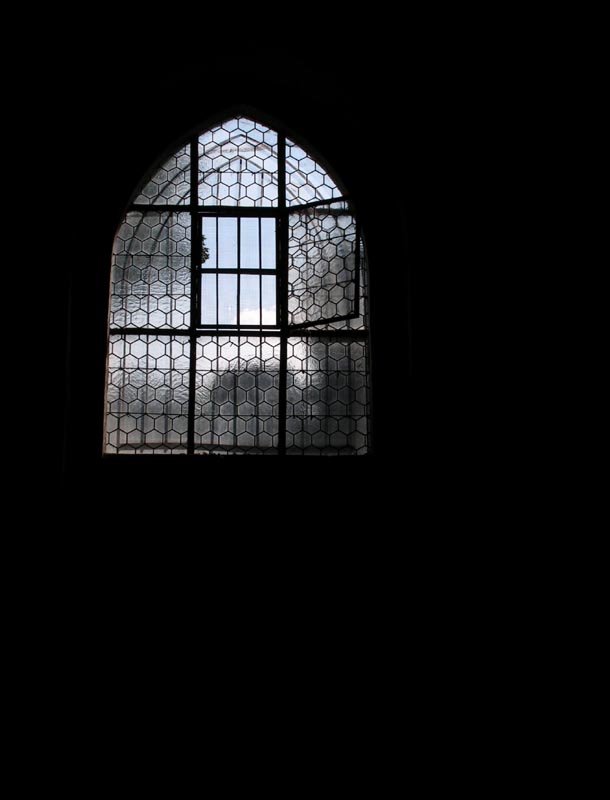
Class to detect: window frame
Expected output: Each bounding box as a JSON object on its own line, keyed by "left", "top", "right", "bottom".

{"left": 105, "top": 114, "right": 371, "bottom": 456}
{"left": 197, "top": 209, "right": 282, "bottom": 332}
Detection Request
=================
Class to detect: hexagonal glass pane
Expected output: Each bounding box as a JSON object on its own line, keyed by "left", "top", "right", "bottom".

{"left": 286, "top": 138, "right": 341, "bottom": 206}
{"left": 288, "top": 201, "right": 357, "bottom": 327}
{"left": 110, "top": 211, "right": 191, "bottom": 329}
{"left": 105, "top": 335, "right": 190, "bottom": 454}
{"left": 199, "top": 118, "right": 278, "bottom": 207}
{"left": 286, "top": 337, "right": 370, "bottom": 455}
{"left": 134, "top": 144, "right": 190, "bottom": 205}
{"left": 194, "top": 336, "right": 281, "bottom": 454}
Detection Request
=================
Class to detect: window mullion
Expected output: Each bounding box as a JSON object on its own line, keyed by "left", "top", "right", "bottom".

{"left": 215, "top": 217, "right": 219, "bottom": 325}
{"left": 277, "top": 134, "right": 287, "bottom": 456}
{"left": 187, "top": 136, "right": 198, "bottom": 455}
{"left": 237, "top": 214, "right": 241, "bottom": 328}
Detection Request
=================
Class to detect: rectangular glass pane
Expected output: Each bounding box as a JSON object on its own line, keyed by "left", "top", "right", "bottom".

{"left": 261, "top": 218, "right": 276, "bottom": 268}
{"left": 262, "top": 275, "right": 276, "bottom": 325}
{"left": 202, "top": 217, "right": 217, "bottom": 268}
{"left": 105, "top": 335, "right": 190, "bottom": 454}
{"left": 240, "top": 218, "right": 260, "bottom": 269}
{"left": 201, "top": 274, "right": 217, "bottom": 325}
{"left": 218, "top": 274, "right": 237, "bottom": 324}
{"left": 240, "top": 274, "right": 260, "bottom": 326}
{"left": 218, "top": 217, "right": 238, "bottom": 268}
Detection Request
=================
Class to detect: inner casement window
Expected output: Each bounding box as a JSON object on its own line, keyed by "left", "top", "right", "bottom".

{"left": 105, "top": 115, "right": 371, "bottom": 455}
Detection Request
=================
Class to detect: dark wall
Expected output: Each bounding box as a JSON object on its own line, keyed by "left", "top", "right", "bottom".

{"left": 54, "top": 46, "right": 457, "bottom": 502}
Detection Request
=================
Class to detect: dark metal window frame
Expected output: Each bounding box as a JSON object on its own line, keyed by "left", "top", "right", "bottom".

{"left": 107, "top": 123, "right": 369, "bottom": 456}
{"left": 197, "top": 210, "right": 281, "bottom": 331}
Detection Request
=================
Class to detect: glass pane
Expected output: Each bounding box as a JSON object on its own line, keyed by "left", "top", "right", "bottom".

{"left": 105, "top": 335, "right": 190, "bottom": 454}
{"left": 195, "top": 337, "right": 281, "bottom": 454}
{"left": 261, "top": 276, "right": 276, "bottom": 326}
{"left": 218, "top": 218, "right": 238, "bottom": 268}
{"left": 218, "top": 274, "right": 237, "bottom": 324}
{"left": 261, "top": 218, "right": 276, "bottom": 268}
{"left": 198, "top": 117, "right": 278, "bottom": 207}
{"left": 304, "top": 237, "right": 369, "bottom": 331}
{"left": 240, "top": 274, "right": 260, "bottom": 326}
{"left": 286, "top": 338, "right": 369, "bottom": 455}
{"left": 201, "top": 274, "right": 217, "bottom": 325}
{"left": 240, "top": 218, "right": 259, "bottom": 269}
{"left": 288, "top": 201, "right": 356, "bottom": 327}
{"left": 286, "top": 138, "right": 341, "bottom": 206}
{"left": 201, "top": 217, "right": 217, "bottom": 268}
{"left": 134, "top": 144, "right": 190, "bottom": 205}
{"left": 110, "top": 211, "right": 191, "bottom": 329}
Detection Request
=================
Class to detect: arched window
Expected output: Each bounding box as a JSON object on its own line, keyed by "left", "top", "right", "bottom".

{"left": 105, "top": 114, "right": 371, "bottom": 455}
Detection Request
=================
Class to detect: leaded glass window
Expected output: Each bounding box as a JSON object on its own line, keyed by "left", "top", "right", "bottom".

{"left": 105, "top": 116, "right": 370, "bottom": 455}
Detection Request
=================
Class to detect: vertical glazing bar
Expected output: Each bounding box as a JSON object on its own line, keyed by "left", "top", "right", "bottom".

{"left": 118, "top": 338, "right": 125, "bottom": 452}
{"left": 237, "top": 215, "right": 241, "bottom": 328}
{"left": 215, "top": 217, "right": 219, "bottom": 326}
{"left": 354, "top": 217, "right": 361, "bottom": 318}
{"left": 234, "top": 338, "right": 239, "bottom": 448}
{"left": 276, "top": 213, "right": 282, "bottom": 325}
{"left": 143, "top": 334, "right": 150, "bottom": 452}
{"left": 187, "top": 138, "right": 198, "bottom": 454}
{"left": 214, "top": 341, "right": 219, "bottom": 450}
{"left": 256, "top": 340, "right": 261, "bottom": 446}
{"left": 259, "top": 218, "right": 263, "bottom": 327}
{"left": 277, "top": 135, "right": 287, "bottom": 455}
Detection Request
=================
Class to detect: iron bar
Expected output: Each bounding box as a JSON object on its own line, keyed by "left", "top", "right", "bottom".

{"left": 354, "top": 219, "right": 361, "bottom": 319}
{"left": 187, "top": 136, "right": 198, "bottom": 454}
{"left": 109, "top": 327, "right": 367, "bottom": 339}
{"left": 277, "top": 134, "right": 287, "bottom": 456}
{"left": 286, "top": 196, "right": 349, "bottom": 212}
{"left": 197, "top": 206, "right": 279, "bottom": 217}
{"left": 200, "top": 268, "right": 277, "bottom": 275}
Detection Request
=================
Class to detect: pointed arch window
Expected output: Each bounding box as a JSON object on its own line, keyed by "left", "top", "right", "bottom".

{"left": 105, "top": 115, "right": 371, "bottom": 455}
